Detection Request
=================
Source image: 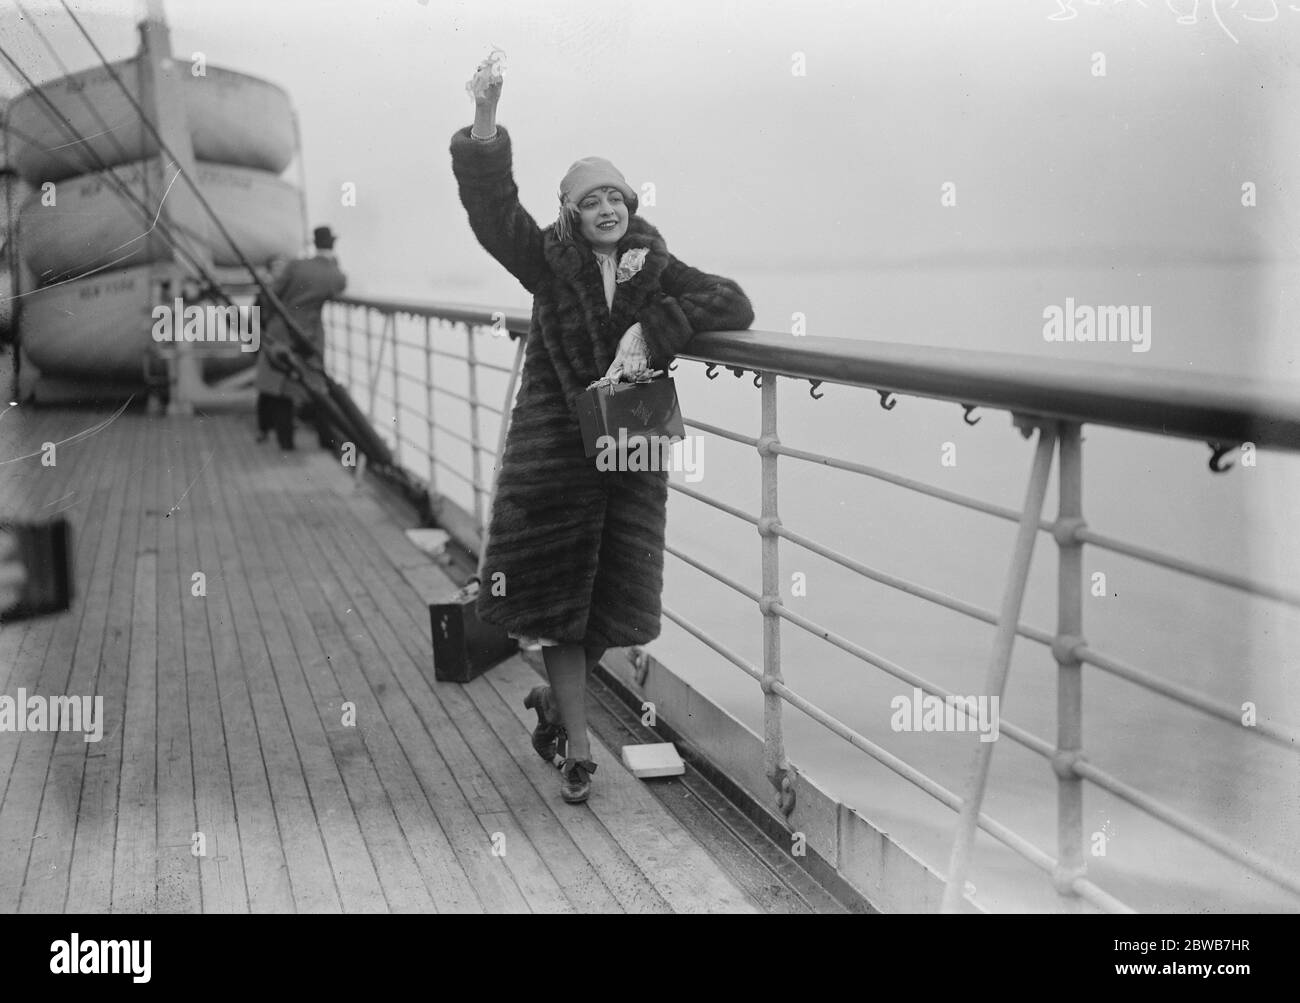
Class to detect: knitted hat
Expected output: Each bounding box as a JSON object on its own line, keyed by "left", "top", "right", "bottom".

{"left": 554, "top": 156, "right": 638, "bottom": 242}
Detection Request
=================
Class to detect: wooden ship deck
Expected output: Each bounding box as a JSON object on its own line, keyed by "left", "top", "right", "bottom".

{"left": 0, "top": 406, "right": 856, "bottom": 913}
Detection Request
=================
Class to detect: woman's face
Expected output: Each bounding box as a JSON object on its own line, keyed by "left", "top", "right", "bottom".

{"left": 577, "top": 187, "right": 628, "bottom": 250}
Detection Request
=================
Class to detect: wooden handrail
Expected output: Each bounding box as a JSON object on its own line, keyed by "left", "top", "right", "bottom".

{"left": 331, "top": 295, "right": 1300, "bottom": 451}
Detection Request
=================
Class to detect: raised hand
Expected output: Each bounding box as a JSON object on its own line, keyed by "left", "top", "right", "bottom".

{"left": 466, "top": 48, "right": 505, "bottom": 109}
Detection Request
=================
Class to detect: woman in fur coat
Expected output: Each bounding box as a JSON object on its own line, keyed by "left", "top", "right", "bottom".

{"left": 451, "top": 57, "right": 754, "bottom": 803}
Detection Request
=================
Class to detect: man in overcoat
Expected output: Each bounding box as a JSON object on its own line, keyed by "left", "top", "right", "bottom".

{"left": 254, "top": 226, "right": 347, "bottom": 450}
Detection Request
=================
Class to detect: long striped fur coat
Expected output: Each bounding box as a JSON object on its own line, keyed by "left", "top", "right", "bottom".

{"left": 449, "top": 124, "right": 755, "bottom": 647}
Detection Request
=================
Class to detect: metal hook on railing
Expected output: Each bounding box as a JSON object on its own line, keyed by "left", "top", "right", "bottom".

{"left": 961, "top": 403, "right": 981, "bottom": 426}
{"left": 705, "top": 363, "right": 719, "bottom": 380}
{"left": 753, "top": 372, "right": 762, "bottom": 388}
{"left": 808, "top": 379, "right": 824, "bottom": 400}
{"left": 1208, "top": 441, "right": 1236, "bottom": 474}
{"left": 878, "top": 390, "right": 897, "bottom": 411}
{"left": 728, "top": 366, "right": 746, "bottom": 379}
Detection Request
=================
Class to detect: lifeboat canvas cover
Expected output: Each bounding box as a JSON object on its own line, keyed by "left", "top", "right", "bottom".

{"left": 6, "top": 60, "right": 295, "bottom": 183}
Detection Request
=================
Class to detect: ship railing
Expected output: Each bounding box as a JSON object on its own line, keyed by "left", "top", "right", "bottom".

{"left": 324, "top": 293, "right": 1300, "bottom": 914}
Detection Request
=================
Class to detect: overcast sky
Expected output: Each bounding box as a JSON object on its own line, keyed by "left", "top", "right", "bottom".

{"left": 1, "top": 0, "right": 1296, "bottom": 301}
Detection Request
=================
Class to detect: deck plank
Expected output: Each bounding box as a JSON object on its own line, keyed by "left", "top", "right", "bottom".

{"left": 251, "top": 465, "right": 489, "bottom": 913}
{"left": 184, "top": 420, "right": 293, "bottom": 913}
{"left": 284, "top": 548, "right": 578, "bottom": 913}
{"left": 31, "top": 413, "right": 140, "bottom": 913}
{"left": 218, "top": 439, "right": 387, "bottom": 912}
{"left": 110, "top": 409, "right": 165, "bottom": 913}
{"left": 68, "top": 410, "right": 160, "bottom": 912}
{"left": 239, "top": 443, "right": 438, "bottom": 913}
{"left": 174, "top": 420, "right": 250, "bottom": 913}
{"left": 205, "top": 432, "right": 342, "bottom": 913}
{"left": 582, "top": 672, "right": 844, "bottom": 913}
{"left": 227, "top": 450, "right": 390, "bottom": 914}
{"left": 462, "top": 675, "right": 674, "bottom": 914}
{"left": 4, "top": 413, "right": 121, "bottom": 911}
{"left": 285, "top": 459, "right": 581, "bottom": 912}
{"left": 2, "top": 409, "right": 844, "bottom": 914}
{"left": 151, "top": 424, "right": 204, "bottom": 912}
{"left": 260, "top": 453, "right": 535, "bottom": 912}
{"left": 297, "top": 474, "right": 582, "bottom": 912}
{"left": 310, "top": 457, "right": 756, "bottom": 913}
{"left": 486, "top": 661, "right": 760, "bottom": 914}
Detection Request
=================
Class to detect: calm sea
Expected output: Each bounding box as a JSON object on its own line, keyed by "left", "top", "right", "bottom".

{"left": 364, "top": 259, "right": 1300, "bottom": 912}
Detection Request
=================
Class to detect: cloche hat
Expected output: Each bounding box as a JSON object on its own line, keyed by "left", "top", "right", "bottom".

{"left": 554, "top": 156, "right": 638, "bottom": 242}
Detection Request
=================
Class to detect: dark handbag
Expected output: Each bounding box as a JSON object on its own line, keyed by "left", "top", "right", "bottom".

{"left": 575, "top": 374, "right": 686, "bottom": 460}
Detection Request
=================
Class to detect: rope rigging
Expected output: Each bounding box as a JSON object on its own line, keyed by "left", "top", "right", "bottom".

{"left": 57, "top": 0, "right": 324, "bottom": 365}
{"left": 7, "top": 0, "right": 218, "bottom": 288}
{"left": 3, "top": 3, "right": 404, "bottom": 478}
{"left": 0, "top": 44, "right": 230, "bottom": 298}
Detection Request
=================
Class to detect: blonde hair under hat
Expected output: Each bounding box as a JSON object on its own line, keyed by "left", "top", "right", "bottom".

{"left": 554, "top": 156, "right": 638, "bottom": 242}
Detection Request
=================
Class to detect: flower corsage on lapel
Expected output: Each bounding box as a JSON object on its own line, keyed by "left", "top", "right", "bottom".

{"left": 615, "top": 247, "right": 649, "bottom": 284}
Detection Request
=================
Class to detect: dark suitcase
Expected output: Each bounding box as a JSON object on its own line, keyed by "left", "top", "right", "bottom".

{"left": 428, "top": 581, "right": 517, "bottom": 683}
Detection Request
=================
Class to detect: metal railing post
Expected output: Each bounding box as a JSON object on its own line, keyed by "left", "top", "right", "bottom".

{"left": 365, "top": 311, "right": 392, "bottom": 430}
{"left": 364, "top": 306, "right": 375, "bottom": 422}
{"left": 323, "top": 302, "right": 332, "bottom": 374}
{"left": 465, "top": 322, "right": 484, "bottom": 528}
{"left": 941, "top": 421, "right": 1058, "bottom": 912}
{"left": 424, "top": 316, "right": 437, "bottom": 494}
{"left": 391, "top": 314, "right": 401, "bottom": 460}
{"left": 345, "top": 305, "right": 355, "bottom": 390}
{"left": 758, "top": 371, "right": 795, "bottom": 817}
{"left": 1054, "top": 422, "right": 1086, "bottom": 898}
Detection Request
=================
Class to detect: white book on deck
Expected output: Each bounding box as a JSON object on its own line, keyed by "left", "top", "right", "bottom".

{"left": 622, "top": 742, "right": 685, "bottom": 778}
{"left": 405, "top": 528, "right": 450, "bottom": 556}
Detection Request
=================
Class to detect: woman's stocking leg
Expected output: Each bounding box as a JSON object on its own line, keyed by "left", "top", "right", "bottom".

{"left": 544, "top": 643, "right": 591, "bottom": 760}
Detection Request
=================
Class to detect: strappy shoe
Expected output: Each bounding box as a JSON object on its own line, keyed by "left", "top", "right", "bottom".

{"left": 523, "top": 685, "right": 565, "bottom": 765}
{"left": 560, "top": 757, "right": 597, "bottom": 804}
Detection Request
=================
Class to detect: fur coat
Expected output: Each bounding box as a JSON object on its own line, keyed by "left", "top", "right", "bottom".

{"left": 449, "top": 124, "right": 755, "bottom": 648}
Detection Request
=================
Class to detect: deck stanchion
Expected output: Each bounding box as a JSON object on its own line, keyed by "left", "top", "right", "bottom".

{"left": 391, "top": 314, "right": 401, "bottom": 461}
{"left": 349, "top": 308, "right": 358, "bottom": 392}
{"left": 941, "top": 421, "right": 1058, "bottom": 912}
{"left": 371, "top": 313, "right": 393, "bottom": 424}
{"left": 1054, "top": 422, "right": 1086, "bottom": 901}
{"left": 466, "top": 322, "right": 485, "bottom": 529}
{"left": 758, "top": 371, "right": 795, "bottom": 816}
{"left": 364, "top": 307, "right": 375, "bottom": 422}
{"left": 424, "top": 316, "right": 437, "bottom": 494}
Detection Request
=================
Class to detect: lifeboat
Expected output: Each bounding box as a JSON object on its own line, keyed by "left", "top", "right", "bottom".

{"left": 20, "top": 160, "right": 304, "bottom": 282}
{"left": 5, "top": 61, "right": 295, "bottom": 183}
{"left": 18, "top": 263, "right": 256, "bottom": 382}
{"left": 10, "top": 54, "right": 301, "bottom": 392}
